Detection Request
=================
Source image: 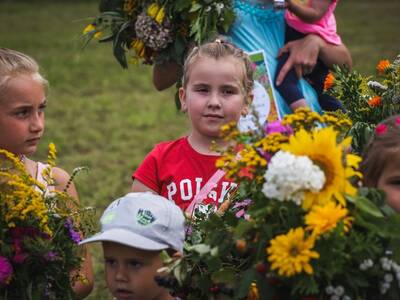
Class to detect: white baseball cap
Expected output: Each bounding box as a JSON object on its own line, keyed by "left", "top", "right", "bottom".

{"left": 80, "top": 192, "right": 185, "bottom": 252}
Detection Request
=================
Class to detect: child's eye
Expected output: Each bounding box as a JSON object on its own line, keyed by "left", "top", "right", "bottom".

{"left": 193, "top": 85, "right": 209, "bottom": 93}
{"left": 104, "top": 258, "right": 117, "bottom": 267}
{"left": 39, "top": 104, "right": 47, "bottom": 113}
{"left": 14, "top": 109, "right": 30, "bottom": 118}
{"left": 128, "top": 259, "right": 142, "bottom": 269}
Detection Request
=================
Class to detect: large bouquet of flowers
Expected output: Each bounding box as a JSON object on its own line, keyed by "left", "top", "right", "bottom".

{"left": 0, "top": 144, "right": 95, "bottom": 300}
{"left": 324, "top": 55, "right": 400, "bottom": 153}
{"left": 83, "top": 0, "right": 235, "bottom": 68}
{"left": 158, "top": 109, "right": 400, "bottom": 300}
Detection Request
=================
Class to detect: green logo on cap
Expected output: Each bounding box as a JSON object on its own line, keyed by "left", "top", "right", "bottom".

{"left": 137, "top": 209, "right": 156, "bottom": 225}
{"left": 102, "top": 211, "right": 116, "bottom": 224}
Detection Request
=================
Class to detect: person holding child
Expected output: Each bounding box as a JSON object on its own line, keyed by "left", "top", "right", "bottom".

{"left": 360, "top": 115, "right": 400, "bottom": 213}
{"left": 152, "top": 1, "right": 352, "bottom": 118}
{"left": 0, "top": 47, "right": 94, "bottom": 299}
{"left": 132, "top": 40, "right": 252, "bottom": 212}
{"left": 80, "top": 192, "right": 185, "bottom": 300}
{"left": 274, "top": 0, "right": 345, "bottom": 112}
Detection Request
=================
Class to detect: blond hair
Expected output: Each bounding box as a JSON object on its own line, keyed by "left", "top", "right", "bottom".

{"left": 360, "top": 115, "right": 400, "bottom": 187}
{"left": 182, "top": 39, "right": 254, "bottom": 102}
{"left": 0, "top": 48, "right": 48, "bottom": 99}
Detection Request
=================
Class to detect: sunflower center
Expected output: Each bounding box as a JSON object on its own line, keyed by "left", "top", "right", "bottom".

{"left": 289, "top": 246, "right": 300, "bottom": 257}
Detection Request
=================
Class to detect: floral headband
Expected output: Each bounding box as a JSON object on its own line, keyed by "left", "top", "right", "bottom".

{"left": 375, "top": 116, "right": 400, "bottom": 135}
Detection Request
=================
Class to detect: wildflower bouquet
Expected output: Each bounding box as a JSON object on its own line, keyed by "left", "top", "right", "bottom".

{"left": 159, "top": 109, "right": 400, "bottom": 300}
{"left": 324, "top": 55, "right": 400, "bottom": 153}
{"left": 83, "top": 0, "right": 235, "bottom": 68}
{"left": 0, "top": 145, "right": 95, "bottom": 300}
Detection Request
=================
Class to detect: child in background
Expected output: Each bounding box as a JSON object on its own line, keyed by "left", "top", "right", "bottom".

{"left": 0, "top": 47, "right": 94, "bottom": 299}
{"left": 360, "top": 115, "right": 400, "bottom": 212}
{"left": 132, "top": 39, "right": 253, "bottom": 212}
{"left": 275, "top": 0, "right": 347, "bottom": 112}
{"left": 79, "top": 192, "right": 185, "bottom": 300}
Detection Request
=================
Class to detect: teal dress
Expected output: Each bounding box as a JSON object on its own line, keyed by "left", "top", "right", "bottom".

{"left": 228, "top": 0, "right": 322, "bottom": 117}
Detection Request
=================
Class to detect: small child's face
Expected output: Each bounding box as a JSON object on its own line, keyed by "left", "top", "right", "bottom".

{"left": 0, "top": 74, "right": 46, "bottom": 155}
{"left": 377, "top": 156, "right": 400, "bottom": 212}
{"left": 179, "top": 56, "right": 248, "bottom": 140}
{"left": 103, "top": 242, "right": 171, "bottom": 300}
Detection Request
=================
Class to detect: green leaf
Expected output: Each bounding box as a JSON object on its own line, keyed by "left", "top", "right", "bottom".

{"left": 349, "top": 195, "right": 384, "bottom": 218}
{"left": 235, "top": 268, "right": 256, "bottom": 298}
{"left": 211, "top": 267, "right": 236, "bottom": 284}
{"left": 189, "top": 3, "right": 202, "bottom": 13}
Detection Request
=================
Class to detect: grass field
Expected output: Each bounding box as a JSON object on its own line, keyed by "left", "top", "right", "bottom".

{"left": 0, "top": 0, "right": 399, "bottom": 299}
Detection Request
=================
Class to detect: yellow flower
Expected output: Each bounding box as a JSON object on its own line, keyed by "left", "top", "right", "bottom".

{"left": 267, "top": 227, "right": 319, "bottom": 277}
{"left": 83, "top": 24, "right": 95, "bottom": 34}
{"left": 130, "top": 39, "right": 146, "bottom": 58}
{"left": 247, "top": 283, "right": 259, "bottom": 300}
{"left": 281, "top": 127, "right": 361, "bottom": 210}
{"left": 147, "top": 3, "right": 160, "bottom": 18}
{"left": 376, "top": 59, "right": 390, "bottom": 75}
{"left": 155, "top": 6, "right": 165, "bottom": 24}
{"left": 305, "top": 201, "right": 352, "bottom": 236}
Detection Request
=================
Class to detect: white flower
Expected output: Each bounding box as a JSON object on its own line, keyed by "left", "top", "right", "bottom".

{"left": 334, "top": 286, "right": 344, "bottom": 296}
{"left": 384, "top": 273, "right": 394, "bottom": 283}
{"left": 367, "top": 80, "right": 387, "bottom": 90}
{"left": 262, "top": 151, "right": 325, "bottom": 205}
{"left": 214, "top": 3, "right": 224, "bottom": 14}
{"left": 325, "top": 286, "right": 334, "bottom": 295}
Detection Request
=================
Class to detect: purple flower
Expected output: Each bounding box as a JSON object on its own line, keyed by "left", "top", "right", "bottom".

{"left": 0, "top": 256, "right": 13, "bottom": 285}
{"left": 233, "top": 199, "right": 252, "bottom": 219}
{"left": 264, "top": 120, "right": 293, "bottom": 135}
{"left": 44, "top": 251, "right": 59, "bottom": 261}
{"left": 65, "top": 218, "right": 82, "bottom": 244}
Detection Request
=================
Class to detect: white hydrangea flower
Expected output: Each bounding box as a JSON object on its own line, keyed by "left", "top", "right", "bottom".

{"left": 262, "top": 151, "right": 325, "bottom": 205}
{"left": 214, "top": 3, "right": 224, "bottom": 14}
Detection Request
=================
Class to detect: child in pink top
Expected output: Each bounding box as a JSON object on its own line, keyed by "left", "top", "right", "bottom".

{"left": 275, "top": 0, "right": 346, "bottom": 112}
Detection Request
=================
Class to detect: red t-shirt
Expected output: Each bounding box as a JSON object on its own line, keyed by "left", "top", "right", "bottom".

{"left": 133, "top": 137, "right": 237, "bottom": 210}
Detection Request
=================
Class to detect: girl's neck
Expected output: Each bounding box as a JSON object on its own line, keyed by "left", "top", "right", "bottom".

{"left": 187, "top": 133, "right": 229, "bottom": 155}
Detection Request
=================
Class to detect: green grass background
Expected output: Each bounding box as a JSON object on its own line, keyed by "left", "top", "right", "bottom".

{"left": 0, "top": 0, "right": 399, "bottom": 299}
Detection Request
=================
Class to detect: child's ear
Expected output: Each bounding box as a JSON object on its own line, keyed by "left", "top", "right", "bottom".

{"left": 179, "top": 87, "right": 187, "bottom": 113}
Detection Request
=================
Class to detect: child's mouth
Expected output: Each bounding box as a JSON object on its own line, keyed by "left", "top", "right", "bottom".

{"left": 115, "top": 289, "right": 134, "bottom": 299}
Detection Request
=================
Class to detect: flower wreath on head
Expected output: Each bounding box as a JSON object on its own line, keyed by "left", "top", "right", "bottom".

{"left": 83, "top": 0, "right": 236, "bottom": 68}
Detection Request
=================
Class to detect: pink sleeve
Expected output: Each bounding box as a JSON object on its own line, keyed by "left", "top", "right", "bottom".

{"left": 132, "top": 146, "right": 161, "bottom": 193}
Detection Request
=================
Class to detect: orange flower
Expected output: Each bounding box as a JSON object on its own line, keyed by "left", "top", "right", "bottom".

{"left": 323, "top": 72, "right": 335, "bottom": 91}
{"left": 368, "top": 95, "right": 382, "bottom": 107}
{"left": 376, "top": 60, "right": 390, "bottom": 75}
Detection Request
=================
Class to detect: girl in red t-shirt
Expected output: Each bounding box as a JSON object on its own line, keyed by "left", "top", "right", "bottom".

{"left": 132, "top": 39, "right": 254, "bottom": 212}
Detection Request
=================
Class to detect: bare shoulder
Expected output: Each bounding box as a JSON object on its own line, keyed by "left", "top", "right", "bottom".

{"left": 52, "top": 167, "right": 79, "bottom": 199}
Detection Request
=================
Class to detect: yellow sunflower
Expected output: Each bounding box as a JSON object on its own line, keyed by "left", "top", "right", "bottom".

{"left": 305, "top": 201, "right": 352, "bottom": 236}
{"left": 281, "top": 127, "right": 361, "bottom": 210}
{"left": 267, "top": 227, "right": 319, "bottom": 277}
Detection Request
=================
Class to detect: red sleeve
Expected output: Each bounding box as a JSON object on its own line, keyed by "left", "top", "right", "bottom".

{"left": 132, "top": 145, "right": 161, "bottom": 193}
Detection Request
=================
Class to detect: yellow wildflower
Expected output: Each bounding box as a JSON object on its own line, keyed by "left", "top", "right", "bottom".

{"left": 305, "top": 201, "right": 352, "bottom": 236}
{"left": 130, "top": 39, "right": 146, "bottom": 58}
{"left": 83, "top": 24, "right": 95, "bottom": 34}
{"left": 267, "top": 227, "right": 319, "bottom": 277}
{"left": 155, "top": 6, "right": 165, "bottom": 24}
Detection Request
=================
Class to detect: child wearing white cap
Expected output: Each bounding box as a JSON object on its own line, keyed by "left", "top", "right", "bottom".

{"left": 80, "top": 192, "right": 185, "bottom": 300}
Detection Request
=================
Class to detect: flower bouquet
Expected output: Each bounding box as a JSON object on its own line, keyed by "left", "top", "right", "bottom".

{"left": 83, "top": 0, "right": 235, "bottom": 68}
{"left": 324, "top": 55, "right": 400, "bottom": 153}
{"left": 158, "top": 109, "right": 400, "bottom": 300}
{"left": 0, "top": 144, "right": 95, "bottom": 300}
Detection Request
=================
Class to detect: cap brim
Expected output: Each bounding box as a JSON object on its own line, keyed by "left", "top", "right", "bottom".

{"left": 79, "top": 228, "right": 169, "bottom": 251}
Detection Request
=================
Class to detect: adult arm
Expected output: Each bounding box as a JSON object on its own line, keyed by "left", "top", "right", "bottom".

{"left": 276, "top": 34, "right": 352, "bottom": 86}
{"left": 153, "top": 60, "right": 182, "bottom": 91}
{"left": 53, "top": 167, "right": 94, "bottom": 299}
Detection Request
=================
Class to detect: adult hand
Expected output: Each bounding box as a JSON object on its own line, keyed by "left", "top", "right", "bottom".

{"left": 275, "top": 34, "right": 323, "bottom": 86}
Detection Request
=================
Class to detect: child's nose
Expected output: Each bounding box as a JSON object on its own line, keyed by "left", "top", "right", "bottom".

{"left": 115, "top": 266, "right": 129, "bottom": 282}
{"left": 30, "top": 113, "right": 44, "bottom": 132}
{"left": 207, "top": 92, "right": 222, "bottom": 108}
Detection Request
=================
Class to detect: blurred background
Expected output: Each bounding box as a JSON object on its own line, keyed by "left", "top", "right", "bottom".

{"left": 1, "top": 0, "right": 399, "bottom": 299}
